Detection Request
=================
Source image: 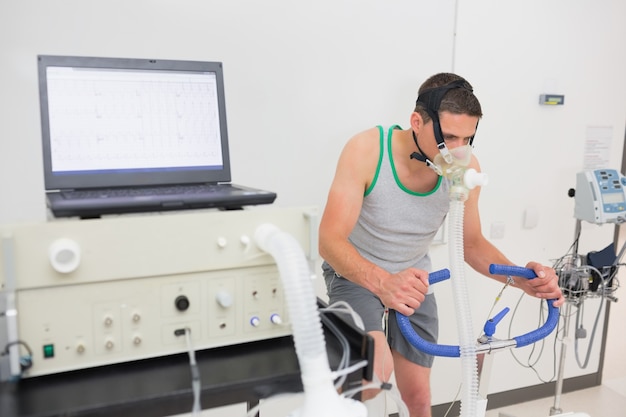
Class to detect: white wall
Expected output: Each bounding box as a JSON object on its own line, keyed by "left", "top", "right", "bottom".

{"left": 435, "top": 0, "right": 626, "bottom": 403}
{"left": 0, "top": 0, "right": 458, "bottom": 222}
{"left": 1, "top": 0, "right": 625, "bottom": 414}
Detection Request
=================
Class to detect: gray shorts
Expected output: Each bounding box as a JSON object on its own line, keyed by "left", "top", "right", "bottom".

{"left": 323, "top": 263, "right": 438, "bottom": 368}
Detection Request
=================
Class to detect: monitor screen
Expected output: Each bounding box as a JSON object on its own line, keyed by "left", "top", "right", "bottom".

{"left": 38, "top": 55, "right": 232, "bottom": 189}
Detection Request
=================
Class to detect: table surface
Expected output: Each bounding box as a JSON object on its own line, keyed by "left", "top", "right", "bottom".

{"left": 0, "top": 304, "right": 373, "bottom": 417}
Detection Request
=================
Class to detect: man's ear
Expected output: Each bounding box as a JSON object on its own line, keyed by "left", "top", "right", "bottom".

{"left": 410, "top": 111, "right": 424, "bottom": 134}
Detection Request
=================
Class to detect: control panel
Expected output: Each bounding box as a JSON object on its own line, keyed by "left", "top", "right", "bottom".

{"left": 0, "top": 207, "right": 317, "bottom": 378}
{"left": 574, "top": 169, "right": 626, "bottom": 224}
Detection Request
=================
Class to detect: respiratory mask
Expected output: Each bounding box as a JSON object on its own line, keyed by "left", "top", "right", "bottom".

{"left": 411, "top": 79, "right": 487, "bottom": 200}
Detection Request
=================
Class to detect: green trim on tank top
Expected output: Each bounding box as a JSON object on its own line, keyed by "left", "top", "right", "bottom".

{"left": 364, "top": 125, "right": 385, "bottom": 196}
{"left": 388, "top": 125, "right": 442, "bottom": 196}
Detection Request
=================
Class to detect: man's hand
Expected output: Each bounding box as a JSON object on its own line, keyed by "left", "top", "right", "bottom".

{"left": 516, "top": 262, "right": 565, "bottom": 307}
{"left": 377, "top": 268, "right": 430, "bottom": 316}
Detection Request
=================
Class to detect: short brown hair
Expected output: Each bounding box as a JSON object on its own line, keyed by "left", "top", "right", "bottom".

{"left": 414, "top": 73, "right": 482, "bottom": 124}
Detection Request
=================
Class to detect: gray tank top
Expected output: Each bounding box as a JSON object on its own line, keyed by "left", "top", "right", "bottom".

{"left": 348, "top": 125, "right": 450, "bottom": 274}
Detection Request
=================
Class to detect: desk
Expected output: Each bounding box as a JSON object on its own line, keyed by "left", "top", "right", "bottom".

{"left": 0, "top": 303, "right": 373, "bottom": 417}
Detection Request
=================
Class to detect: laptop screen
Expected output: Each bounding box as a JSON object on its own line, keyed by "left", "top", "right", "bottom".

{"left": 37, "top": 55, "right": 232, "bottom": 190}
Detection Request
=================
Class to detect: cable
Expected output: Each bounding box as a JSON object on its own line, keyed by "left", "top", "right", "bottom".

{"left": 177, "top": 327, "right": 201, "bottom": 415}
{"left": 573, "top": 271, "right": 606, "bottom": 369}
{"left": 320, "top": 303, "right": 355, "bottom": 389}
{"left": 507, "top": 294, "right": 557, "bottom": 383}
{"left": 443, "top": 383, "right": 462, "bottom": 417}
{"left": 321, "top": 301, "right": 365, "bottom": 331}
{"left": 332, "top": 360, "right": 368, "bottom": 380}
{"left": 1, "top": 340, "right": 34, "bottom": 373}
{"left": 340, "top": 376, "right": 410, "bottom": 417}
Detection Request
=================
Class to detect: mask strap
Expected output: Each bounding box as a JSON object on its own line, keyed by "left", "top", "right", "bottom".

{"left": 410, "top": 131, "right": 443, "bottom": 175}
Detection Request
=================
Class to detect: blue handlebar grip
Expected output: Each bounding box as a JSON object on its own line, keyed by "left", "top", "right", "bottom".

{"left": 396, "top": 268, "right": 458, "bottom": 357}
{"left": 429, "top": 268, "right": 451, "bottom": 285}
{"left": 488, "top": 264, "right": 537, "bottom": 279}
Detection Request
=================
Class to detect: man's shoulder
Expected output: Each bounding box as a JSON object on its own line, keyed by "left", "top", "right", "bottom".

{"left": 348, "top": 126, "right": 384, "bottom": 148}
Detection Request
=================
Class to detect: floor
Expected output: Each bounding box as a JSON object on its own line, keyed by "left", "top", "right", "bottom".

{"left": 484, "top": 376, "right": 626, "bottom": 417}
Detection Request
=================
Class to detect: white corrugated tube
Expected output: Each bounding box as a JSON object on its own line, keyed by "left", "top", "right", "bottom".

{"left": 448, "top": 199, "right": 480, "bottom": 417}
{"left": 254, "top": 223, "right": 367, "bottom": 417}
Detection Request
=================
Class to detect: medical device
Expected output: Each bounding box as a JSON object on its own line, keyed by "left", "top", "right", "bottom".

{"left": 546, "top": 169, "right": 624, "bottom": 416}
{"left": 0, "top": 207, "right": 317, "bottom": 381}
{"left": 573, "top": 169, "right": 626, "bottom": 224}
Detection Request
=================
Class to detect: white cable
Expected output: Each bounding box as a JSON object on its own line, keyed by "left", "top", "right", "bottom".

{"left": 340, "top": 381, "right": 381, "bottom": 400}
{"left": 340, "top": 376, "right": 410, "bottom": 417}
{"left": 331, "top": 360, "right": 368, "bottom": 379}
{"left": 184, "top": 328, "right": 201, "bottom": 415}
{"left": 321, "top": 301, "right": 365, "bottom": 331}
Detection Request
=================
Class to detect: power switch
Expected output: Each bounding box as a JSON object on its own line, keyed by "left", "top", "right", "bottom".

{"left": 43, "top": 344, "right": 55, "bottom": 359}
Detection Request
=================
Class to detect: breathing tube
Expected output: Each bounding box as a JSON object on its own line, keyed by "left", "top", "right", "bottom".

{"left": 396, "top": 162, "right": 560, "bottom": 416}
{"left": 254, "top": 224, "right": 367, "bottom": 417}
{"left": 441, "top": 156, "right": 486, "bottom": 417}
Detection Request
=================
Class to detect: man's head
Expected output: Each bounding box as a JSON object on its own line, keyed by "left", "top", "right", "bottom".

{"left": 409, "top": 73, "right": 483, "bottom": 172}
{"left": 414, "top": 73, "right": 482, "bottom": 125}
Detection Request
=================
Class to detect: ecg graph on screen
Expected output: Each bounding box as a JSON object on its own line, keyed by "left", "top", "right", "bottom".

{"left": 46, "top": 68, "right": 224, "bottom": 173}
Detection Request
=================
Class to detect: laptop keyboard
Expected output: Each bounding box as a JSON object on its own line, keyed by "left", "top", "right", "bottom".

{"left": 61, "top": 184, "right": 229, "bottom": 199}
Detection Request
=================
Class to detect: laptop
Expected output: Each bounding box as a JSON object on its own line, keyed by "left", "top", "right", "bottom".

{"left": 37, "top": 55, "right": 276, "bottom": 219}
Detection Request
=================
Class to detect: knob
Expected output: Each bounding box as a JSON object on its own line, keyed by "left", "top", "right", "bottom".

{"left": 483, "top": 307, "right": 511, "bottom": 338}
{"left": 250, "top": 316, "right": 260, "bottom": 327}
{"left": 49, "top": 238, "right": 81, "bottom": 273}
{"left": 270, "top": 314, "right": 282, "bottom": 325}
{"left": 216, "top": 290, "right": 233, "bottom": 308}
{"left": 175, "top": 295, "right": 190, "bottom": 311}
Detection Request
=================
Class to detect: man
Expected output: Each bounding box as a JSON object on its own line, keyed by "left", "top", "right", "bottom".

{"left": 318, "top": 72, "right": 565, "bottom": 417}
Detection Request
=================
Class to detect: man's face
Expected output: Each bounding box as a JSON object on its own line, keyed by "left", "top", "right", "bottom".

{"left": 436, "top": 111, "right": 479, "bottom": 150}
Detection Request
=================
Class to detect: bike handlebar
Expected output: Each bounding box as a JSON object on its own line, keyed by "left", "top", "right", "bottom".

{"left": 396, "top": 264, "right": 560, "bottom": 357}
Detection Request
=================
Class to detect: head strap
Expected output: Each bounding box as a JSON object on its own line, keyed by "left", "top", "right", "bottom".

{"left": 410, "top": 131, "right": 443, "bottom": 175}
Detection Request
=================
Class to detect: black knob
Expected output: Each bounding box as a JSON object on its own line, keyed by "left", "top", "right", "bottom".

{"left": 568, "top": 188, "right": 576, "bottom": 198}
{"left": 175, "top": 295, "right": 190, "bottom": 311}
